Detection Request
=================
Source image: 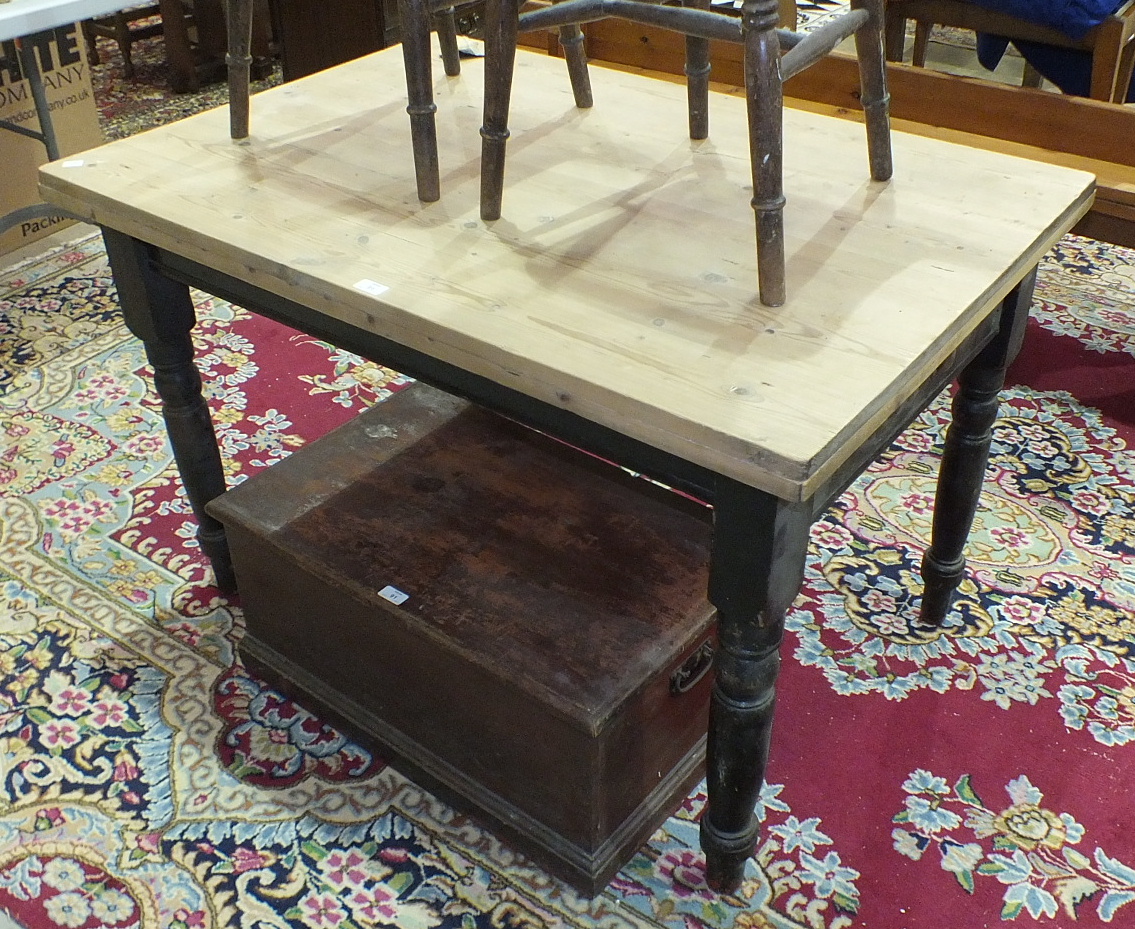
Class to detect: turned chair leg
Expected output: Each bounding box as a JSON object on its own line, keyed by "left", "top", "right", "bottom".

{"left": 559, "top": 24, "right": 593, "bottom": 108}
{"left": 480, "top": 0, "right": 520, "bottom": 220}
{"left": 912, "top": 19, "right": 931, "bottom": 66}
{"left": 113, "top": 13, "right": 137, "bottom": 77}
{"left": 684, "top": 0, "right": 712, "bottom": 140}
{"left": 744, "top": 0, "right": 786, "bottom": 308}
{"left": 883, "top": 8, "right": 906, "bottom": 61}
{"left": 81, "top": 21, "right": 101, "bottom": 66}
{"left": 852, "top": 0, "right": 893, "bottom": 182}
{"left": 226, "top": 0, "right": 254, "bottom": 139}
{"left": 399, "top": 0, "right": 442, "bottom": 202}
{"left": 435, "top": 6, "right": 462, "bottom": 77}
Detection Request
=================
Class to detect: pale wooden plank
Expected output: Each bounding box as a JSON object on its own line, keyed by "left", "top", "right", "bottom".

{"left": 40, "top": 46, "right": 1093, "bottom": 499}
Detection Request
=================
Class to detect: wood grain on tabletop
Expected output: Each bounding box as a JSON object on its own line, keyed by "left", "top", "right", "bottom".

{"left": 38, "top": 46, "right": 1094, "bottom": 500}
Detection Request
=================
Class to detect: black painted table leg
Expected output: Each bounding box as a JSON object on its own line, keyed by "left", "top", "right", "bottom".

{"left": 920, "top": 269, "right": 1037, "bottom": 625}
{"left": 701, "top": 478, "right": 811, "bottom": 892}
{"left": 102, "top": 229, "right": 236, "bottom": 592}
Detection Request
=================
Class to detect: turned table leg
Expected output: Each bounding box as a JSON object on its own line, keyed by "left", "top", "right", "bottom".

{"left": 701, "top": 478, "right": 811, "bottom": 891}
{"left": 920, "top": 270, "right": 1037, "bottom": 625}
{"left": 102, "top": 229, "right": 236, "bottom": 592}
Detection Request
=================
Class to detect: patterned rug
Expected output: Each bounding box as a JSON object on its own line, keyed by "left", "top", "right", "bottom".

{"left": 2, "top": 216, "right": 1134, "bottom": 929}
{"left": 6, "top": 6, "right": 1135, "bottom": 927}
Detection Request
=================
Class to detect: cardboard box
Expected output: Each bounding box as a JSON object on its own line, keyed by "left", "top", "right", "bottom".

{"left": 1, "top": 24, "right": 103, "bottom": 255}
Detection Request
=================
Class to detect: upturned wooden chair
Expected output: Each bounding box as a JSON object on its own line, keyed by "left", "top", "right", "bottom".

{"left": 884, "top": 0, "right": 1135, "bottom": 103}
{"left": 220, "top": 0, "right": 592, "bottom": 182}
{"left": 493, "top": 0, "right": 893, "bottom": 306}
{"left": 222, "top": 0, "right": 892, "bottom": 307}
{"left": 393, "top": 0, "right": 892, "bottom": 306}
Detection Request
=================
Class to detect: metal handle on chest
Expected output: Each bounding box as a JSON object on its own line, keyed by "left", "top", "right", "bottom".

{"left": 669, "top": 640, "right": 714, "bottom": 695}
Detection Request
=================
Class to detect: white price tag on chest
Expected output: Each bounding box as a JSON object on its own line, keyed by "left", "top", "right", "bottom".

{"left": 378, "top": 585, "right": 409, "bottom": 605}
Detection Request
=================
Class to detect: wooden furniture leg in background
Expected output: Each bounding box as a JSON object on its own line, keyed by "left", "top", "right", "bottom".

{"left": 778, "top": 0, "right": 795, "bottom": 30}
{"left": 101, "top": 229, "right": 236, "bottom": 592}
{"left": 919, "top": 269, "right": 1037, "bottom": 625}
{"left": 701, "top": 479, "right": 811, "bottom": 892}
{"left": 158, "top": 0, "right": 199, "bottom": 92}
{"left": 81, "top": 7, "right": 163, "bottom": 78}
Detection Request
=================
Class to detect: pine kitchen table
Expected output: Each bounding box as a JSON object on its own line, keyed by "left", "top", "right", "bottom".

{"left": 39, "top": 43, "right": 1094, "bottom": 892}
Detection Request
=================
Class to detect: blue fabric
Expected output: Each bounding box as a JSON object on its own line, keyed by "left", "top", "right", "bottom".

{"left": 970, "top": 0, "right": 1135, "bottom": 101}
{"left": 975, "top": 32, "right": 1011, "bottom": 69}
{"left": 1005, "top": 39, "right": 1135, "bottom": 99}
{"left": 966, "top": 0, "right": 1123, "bottom": 40}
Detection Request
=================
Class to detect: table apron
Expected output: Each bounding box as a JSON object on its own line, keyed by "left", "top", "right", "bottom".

{"left": 807, "top": 307, "right": 1003, "bottom": 520}
{"left": 152, "top": 244, "right": 1013, "bottom": 522}
{"left": 154, "top": 245, "right": 720, "bottom": 504}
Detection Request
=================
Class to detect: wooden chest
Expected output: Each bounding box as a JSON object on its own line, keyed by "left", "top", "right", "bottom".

{"left": 207, "top": 383, "right": 716, "bottom": 892}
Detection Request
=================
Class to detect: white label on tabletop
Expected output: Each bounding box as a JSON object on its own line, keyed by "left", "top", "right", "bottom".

{"left": 378, "top": 585, "right": 409, "bottom": 605}
{"left": 61, "top": 160, "right": 84, "bottom": 168}
{"left": 354, "top": 279, "right": 390, "bottom": 297}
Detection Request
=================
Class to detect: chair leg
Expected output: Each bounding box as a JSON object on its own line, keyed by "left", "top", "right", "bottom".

{"left": 159, "top": 0, "right": 200, "bottom": 93}
{"left": 559, "top": 25, "right": 593, "bottom": 108}
{"left": 912, "top": 20, "right": 930, "bottom": 67}
{"left": 435, "top": 6, "right": 462, "bottom": 77}
{"left": 852, "top": 0, "right": 893, "bottom": 183}
{"left": 883, "top": 8, "right": 906, "bottom": 62}
{"left": 1117, "top": 41, "right": 1135, "bottom": 103}
{"left": 1088, "top": 20, "right": 1134, "bottom": 102}
{"left": 1021, "top": 61, "right": 1044, "bottom": 88}
{"left": 684, "top": 0, "right": 712, "bottom": 140}
{"left": 743, "top": 0, "right": 785, "bottom": 308}
{"left": 399, "top": 0, "right": 442, "bottom": 202}
{"left": 226, "top": 0, "right": 254, "bottom": 139}
{"left": 113, "top": 13, "right": 136, "bottom": 78}
{"left": 81, "top": 21, "right": 101, "bottom": 66}
{"left": 480, "top": 0, "right": 519, "bottom": 220}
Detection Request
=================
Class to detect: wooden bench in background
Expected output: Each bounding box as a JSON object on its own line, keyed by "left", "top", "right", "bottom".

{"left": 520, "top": 19, "right": 1135, "bottom": 249}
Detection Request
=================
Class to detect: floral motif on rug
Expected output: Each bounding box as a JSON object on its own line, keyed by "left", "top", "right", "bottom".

{"left": 894, "top": 771, "right": 1135, "bottom": 923}
{"left": 2, "top": 226, "right": 1134, "bottom": 926}
{"left": 790, "top": 384, "right": 1135, "bottom": 744}
{"left": 1034, "top": 237, "right": 1135, "bottom": 356}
